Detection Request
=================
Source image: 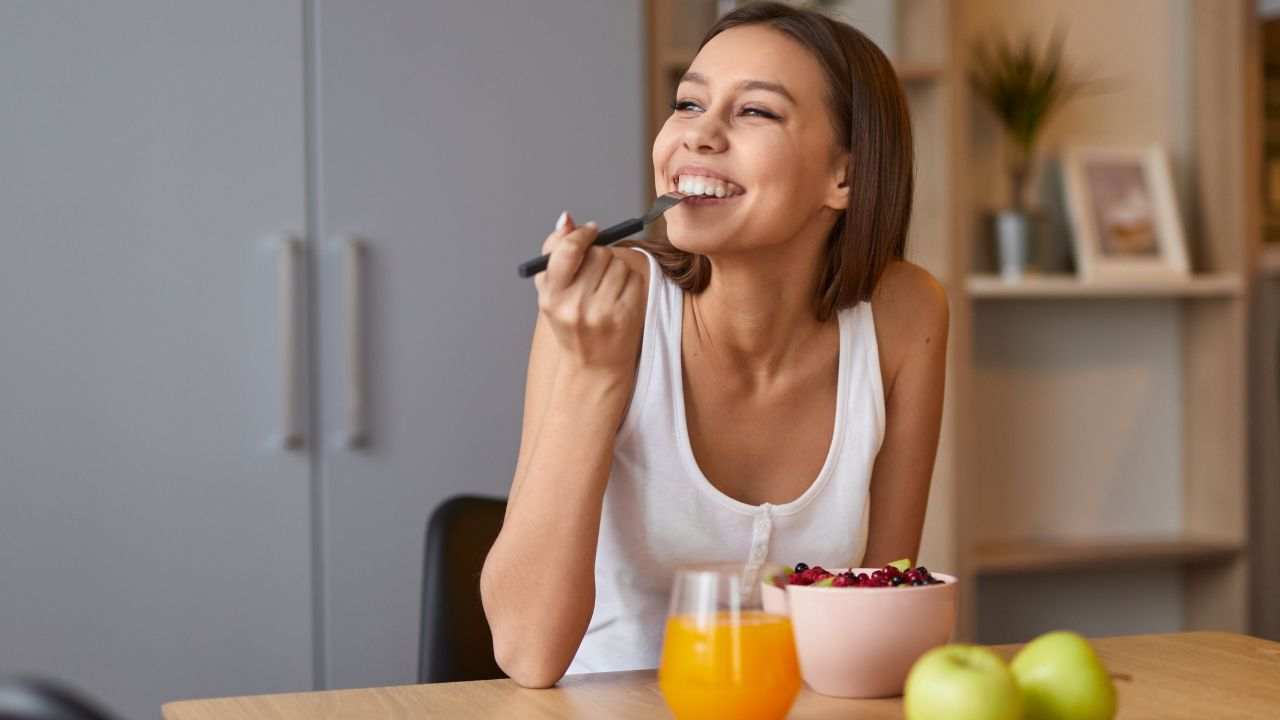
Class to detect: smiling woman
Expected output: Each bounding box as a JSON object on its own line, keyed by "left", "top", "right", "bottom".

{"left": 642, "top": 4, "right": 914, "bottom": 311}
{"left": 481, "top": 1, "right": 947, "bottom": 689}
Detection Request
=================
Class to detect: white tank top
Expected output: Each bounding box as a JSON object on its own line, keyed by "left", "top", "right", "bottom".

{"left": 566, "top": 247, "right": 886, "bottom": 674}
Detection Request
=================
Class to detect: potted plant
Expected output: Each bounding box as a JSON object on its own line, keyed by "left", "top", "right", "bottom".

{"left": 969, "top": 29, "right": 1082, "bottom": 280}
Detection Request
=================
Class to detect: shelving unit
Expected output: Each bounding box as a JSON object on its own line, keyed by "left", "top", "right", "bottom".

{"left": 1252, "top": 8, "right": 1279, "bottom": 642}
{"left": 974, "top": 538, "right": 1244, "bottom": 575}
{"left": 1261, "top": 245, "right": 1280, "bottom": 276}
{"left": 647, "top": 1, "right": 1253, "bottom": 643}
{"left": 966, "top": 273, "right": 1245, "bottom": 299}
{"left": 952, "top": 0, "right": 1252, "bottom": 642}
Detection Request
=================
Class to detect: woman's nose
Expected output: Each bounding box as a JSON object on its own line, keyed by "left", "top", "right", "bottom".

{"left": 681, "top": 116, "right": 727, "bottom": 154}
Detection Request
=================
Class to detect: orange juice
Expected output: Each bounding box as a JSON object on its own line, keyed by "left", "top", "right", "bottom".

{"left": 658, "top": 610, "right": 801, "bottom": 720}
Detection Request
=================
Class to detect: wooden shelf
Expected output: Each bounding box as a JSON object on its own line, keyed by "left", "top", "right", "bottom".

{"left": 1261, "top": 245, "right": 1280, "bottom": 276}
{"left": 966, "top": 273, "right": 1245, "bottom": 299}
{"left": 895, "top": 64, "right": 945, "bottom": 84}
{"left": 659, "top": 47, "right": 696, "bottom": 70}
{"left": 974, "top": 537, "right": 1244, "bottom": 575}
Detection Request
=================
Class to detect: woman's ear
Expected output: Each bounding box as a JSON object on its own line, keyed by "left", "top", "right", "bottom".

{"left": 829, "top": 150, "right": 849, "bottom": 208}
{"left": 825, "top": 163, "right": 851, "bottom": 212}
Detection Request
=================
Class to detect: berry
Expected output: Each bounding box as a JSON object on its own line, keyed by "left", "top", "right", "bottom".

{"left": 884, "top": 565, "right": 903, "bottom": 579}
{"left": 794, "top": 562, "right": 809, "bottom": 573}
{"left": 788, "top": 572, "right": 811, "bottom": 586}
{"left": 891, "top": 575, "right": 904, "bottom": 587}
{"left": 832, "top": 573, "right": 856, "bottom": 587}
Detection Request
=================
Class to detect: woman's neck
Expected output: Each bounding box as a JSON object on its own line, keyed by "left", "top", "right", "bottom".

{"left": 686, "top": 221, "right": 832, "bottom": 384}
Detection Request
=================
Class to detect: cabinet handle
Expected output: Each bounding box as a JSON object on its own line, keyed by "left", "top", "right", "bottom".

{"left": 276, "top": 235, "right": 305, "bottom": 450}
{"left": 343, "top": 236, "right": 369, "bottom": 448}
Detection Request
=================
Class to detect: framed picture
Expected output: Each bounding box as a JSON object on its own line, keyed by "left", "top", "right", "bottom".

{"left": 1061, "top": 145, "right": 1190, "bottom": 280}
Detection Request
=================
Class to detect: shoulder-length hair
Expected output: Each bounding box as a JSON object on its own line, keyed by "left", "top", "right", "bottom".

{"left": 630, "top": 1, "right": 913, "bottom": 321}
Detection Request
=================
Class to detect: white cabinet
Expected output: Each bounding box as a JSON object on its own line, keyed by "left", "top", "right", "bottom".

{"left": 1, "top": 0, "right": 645, "bottom": 713}
{"left": 0, "top": 3, "right": 313, "bottom": 718}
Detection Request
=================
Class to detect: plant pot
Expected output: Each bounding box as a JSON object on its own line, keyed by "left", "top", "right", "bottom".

{"left": 994, "top": 209, "right": 1031, "bottom": 282}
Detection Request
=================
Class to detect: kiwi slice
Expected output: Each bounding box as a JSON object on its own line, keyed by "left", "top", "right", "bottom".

{"left": 888, "top": 558, "right": 912, "bottom": 572}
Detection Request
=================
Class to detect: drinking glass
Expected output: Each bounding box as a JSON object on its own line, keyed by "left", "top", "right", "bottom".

{"left": 657, "top": 563, "right": 801, "bottom": 720}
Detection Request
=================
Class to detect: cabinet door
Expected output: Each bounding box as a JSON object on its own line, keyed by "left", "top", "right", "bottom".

{"left": 314, "top": 0, "right": 645, "bottom": 687}
{"left": 0, "top": 3, "right": 312, "bottom": 717}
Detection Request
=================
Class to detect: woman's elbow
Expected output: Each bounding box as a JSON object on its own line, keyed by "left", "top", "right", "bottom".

{"left": 493, "top": 634, "right": 568, "bottom": 689}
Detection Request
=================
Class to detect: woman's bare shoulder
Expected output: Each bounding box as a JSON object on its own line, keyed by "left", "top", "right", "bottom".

{"left": 869, "top": 260, "right": 949, "bottom": 390}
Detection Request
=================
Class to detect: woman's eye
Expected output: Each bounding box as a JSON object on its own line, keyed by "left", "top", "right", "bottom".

{"left": 667, "top": 100, "right": 777, "bottom": 120}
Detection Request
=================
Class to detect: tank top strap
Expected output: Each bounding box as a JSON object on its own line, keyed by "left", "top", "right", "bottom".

{"left": 619, "top": 247, "right": 677, "bottom": 440}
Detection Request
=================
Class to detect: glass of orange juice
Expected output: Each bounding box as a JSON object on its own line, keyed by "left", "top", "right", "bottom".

{"left": 658, "top": 563, "right": 801, "bottom": 720}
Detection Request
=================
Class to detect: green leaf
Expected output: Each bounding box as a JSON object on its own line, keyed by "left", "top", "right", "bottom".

{"left": 967, "top": 27, "right": 1083, "bottom": 154}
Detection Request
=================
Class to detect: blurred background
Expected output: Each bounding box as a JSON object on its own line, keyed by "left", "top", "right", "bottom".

{"left": 0, "top": 1, "right": 1275, "bottom": 718}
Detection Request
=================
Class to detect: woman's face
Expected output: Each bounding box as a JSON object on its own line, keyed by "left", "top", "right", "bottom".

{"left": 653, "top": 24, "right": 849, "bottom": 257}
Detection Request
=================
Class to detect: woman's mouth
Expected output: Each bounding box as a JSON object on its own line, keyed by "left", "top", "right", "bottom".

{"left": 673, "top": 173, "right": 746, "bottom": 206}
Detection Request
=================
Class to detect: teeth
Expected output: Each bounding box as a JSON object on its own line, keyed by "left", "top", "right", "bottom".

{"left": 676, "top": 174, "right": 739, "bottom": 198}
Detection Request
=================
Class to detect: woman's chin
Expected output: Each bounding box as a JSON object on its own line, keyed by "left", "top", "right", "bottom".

{"left": 665, "top": 228, "right": 728, "bottom": 255}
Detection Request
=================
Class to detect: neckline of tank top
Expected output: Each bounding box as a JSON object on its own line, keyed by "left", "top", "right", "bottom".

{"left": 670, "top": 286, "right": 854, "bottom": 518}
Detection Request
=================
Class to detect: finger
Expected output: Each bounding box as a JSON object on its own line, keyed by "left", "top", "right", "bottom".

{"left": 615, "top": 262, "right": 642, "bottom": 304}
{"left": 541, "top": 210, "right": 576, "bottom": 255}
{"left": 568, "top": 245, "right": 612, "bottom": 299}
{"left": 544, "top": 222, "right": 598, "bottom": 292}
{"left": 594, "top": 253, "right": 630, "bottom": 299}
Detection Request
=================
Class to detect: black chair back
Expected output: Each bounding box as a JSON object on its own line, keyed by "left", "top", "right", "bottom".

{"left": 0, "top": 678, "right": 119, "bottom": 720}
{"left": 418, "top": 495, "right": 507, "bottom": 683}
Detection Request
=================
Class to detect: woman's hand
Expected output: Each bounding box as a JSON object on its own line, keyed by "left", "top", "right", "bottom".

{"left": 533, "top": 212, "right": 646, "bottom": 376}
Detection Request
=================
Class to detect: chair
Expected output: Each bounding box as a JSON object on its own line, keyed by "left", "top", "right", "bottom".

{"left": 418, "top": 495, "right": 508, "bottom": 683}
{"left": 0, "top": 677, "right": 119, "bottom": 720}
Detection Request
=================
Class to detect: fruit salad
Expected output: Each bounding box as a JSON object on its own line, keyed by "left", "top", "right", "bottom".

{"left": 773, "top": 559, "right": 943, "bottom": 588}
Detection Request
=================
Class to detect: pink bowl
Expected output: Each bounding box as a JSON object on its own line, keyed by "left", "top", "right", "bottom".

{"left": 761, "top": 568, "right": 957, "bottom": 698}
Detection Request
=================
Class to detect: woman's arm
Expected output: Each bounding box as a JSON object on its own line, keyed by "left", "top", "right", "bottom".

{"left": 862, "top": 261, "right": 949, "bottom": 566}
{"left": 480, "top": 216, "right": 648, "bottom": 689}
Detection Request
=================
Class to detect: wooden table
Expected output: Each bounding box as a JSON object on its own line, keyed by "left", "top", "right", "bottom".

{"left": 163, "top": 632, "right": 1280, "bottom": 719}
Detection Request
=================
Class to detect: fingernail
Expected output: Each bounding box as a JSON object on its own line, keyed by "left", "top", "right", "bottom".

{"left": 555, "top": 211, "right": 569, "bottom": 231}
{"left": 585, "top": 221, "right": 598, "bottom": 229}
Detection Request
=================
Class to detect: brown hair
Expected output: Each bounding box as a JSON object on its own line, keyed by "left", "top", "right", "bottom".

{"left": 630, "top": 1, "right": 914, "bottom": 321}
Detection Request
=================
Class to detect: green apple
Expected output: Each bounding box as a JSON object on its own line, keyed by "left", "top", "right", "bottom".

{"left": 905, "top": 644, "right": 1022, "bottom": 720}
{"left": 1011, "top": 631, "right": 1117, "bottom": 720}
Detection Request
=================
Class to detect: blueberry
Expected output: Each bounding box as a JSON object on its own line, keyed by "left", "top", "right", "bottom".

{"left": 794, "top": 562, "right": 809, "bottom": 573}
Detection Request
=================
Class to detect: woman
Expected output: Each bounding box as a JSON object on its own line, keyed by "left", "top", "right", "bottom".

{"left": 481, "top": 2, "right": 947, "bottom": 688}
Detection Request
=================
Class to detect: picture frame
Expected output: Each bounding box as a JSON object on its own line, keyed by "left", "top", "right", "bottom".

{"left": 1061, "top": 145, "right": 1190, "bottom": 281}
